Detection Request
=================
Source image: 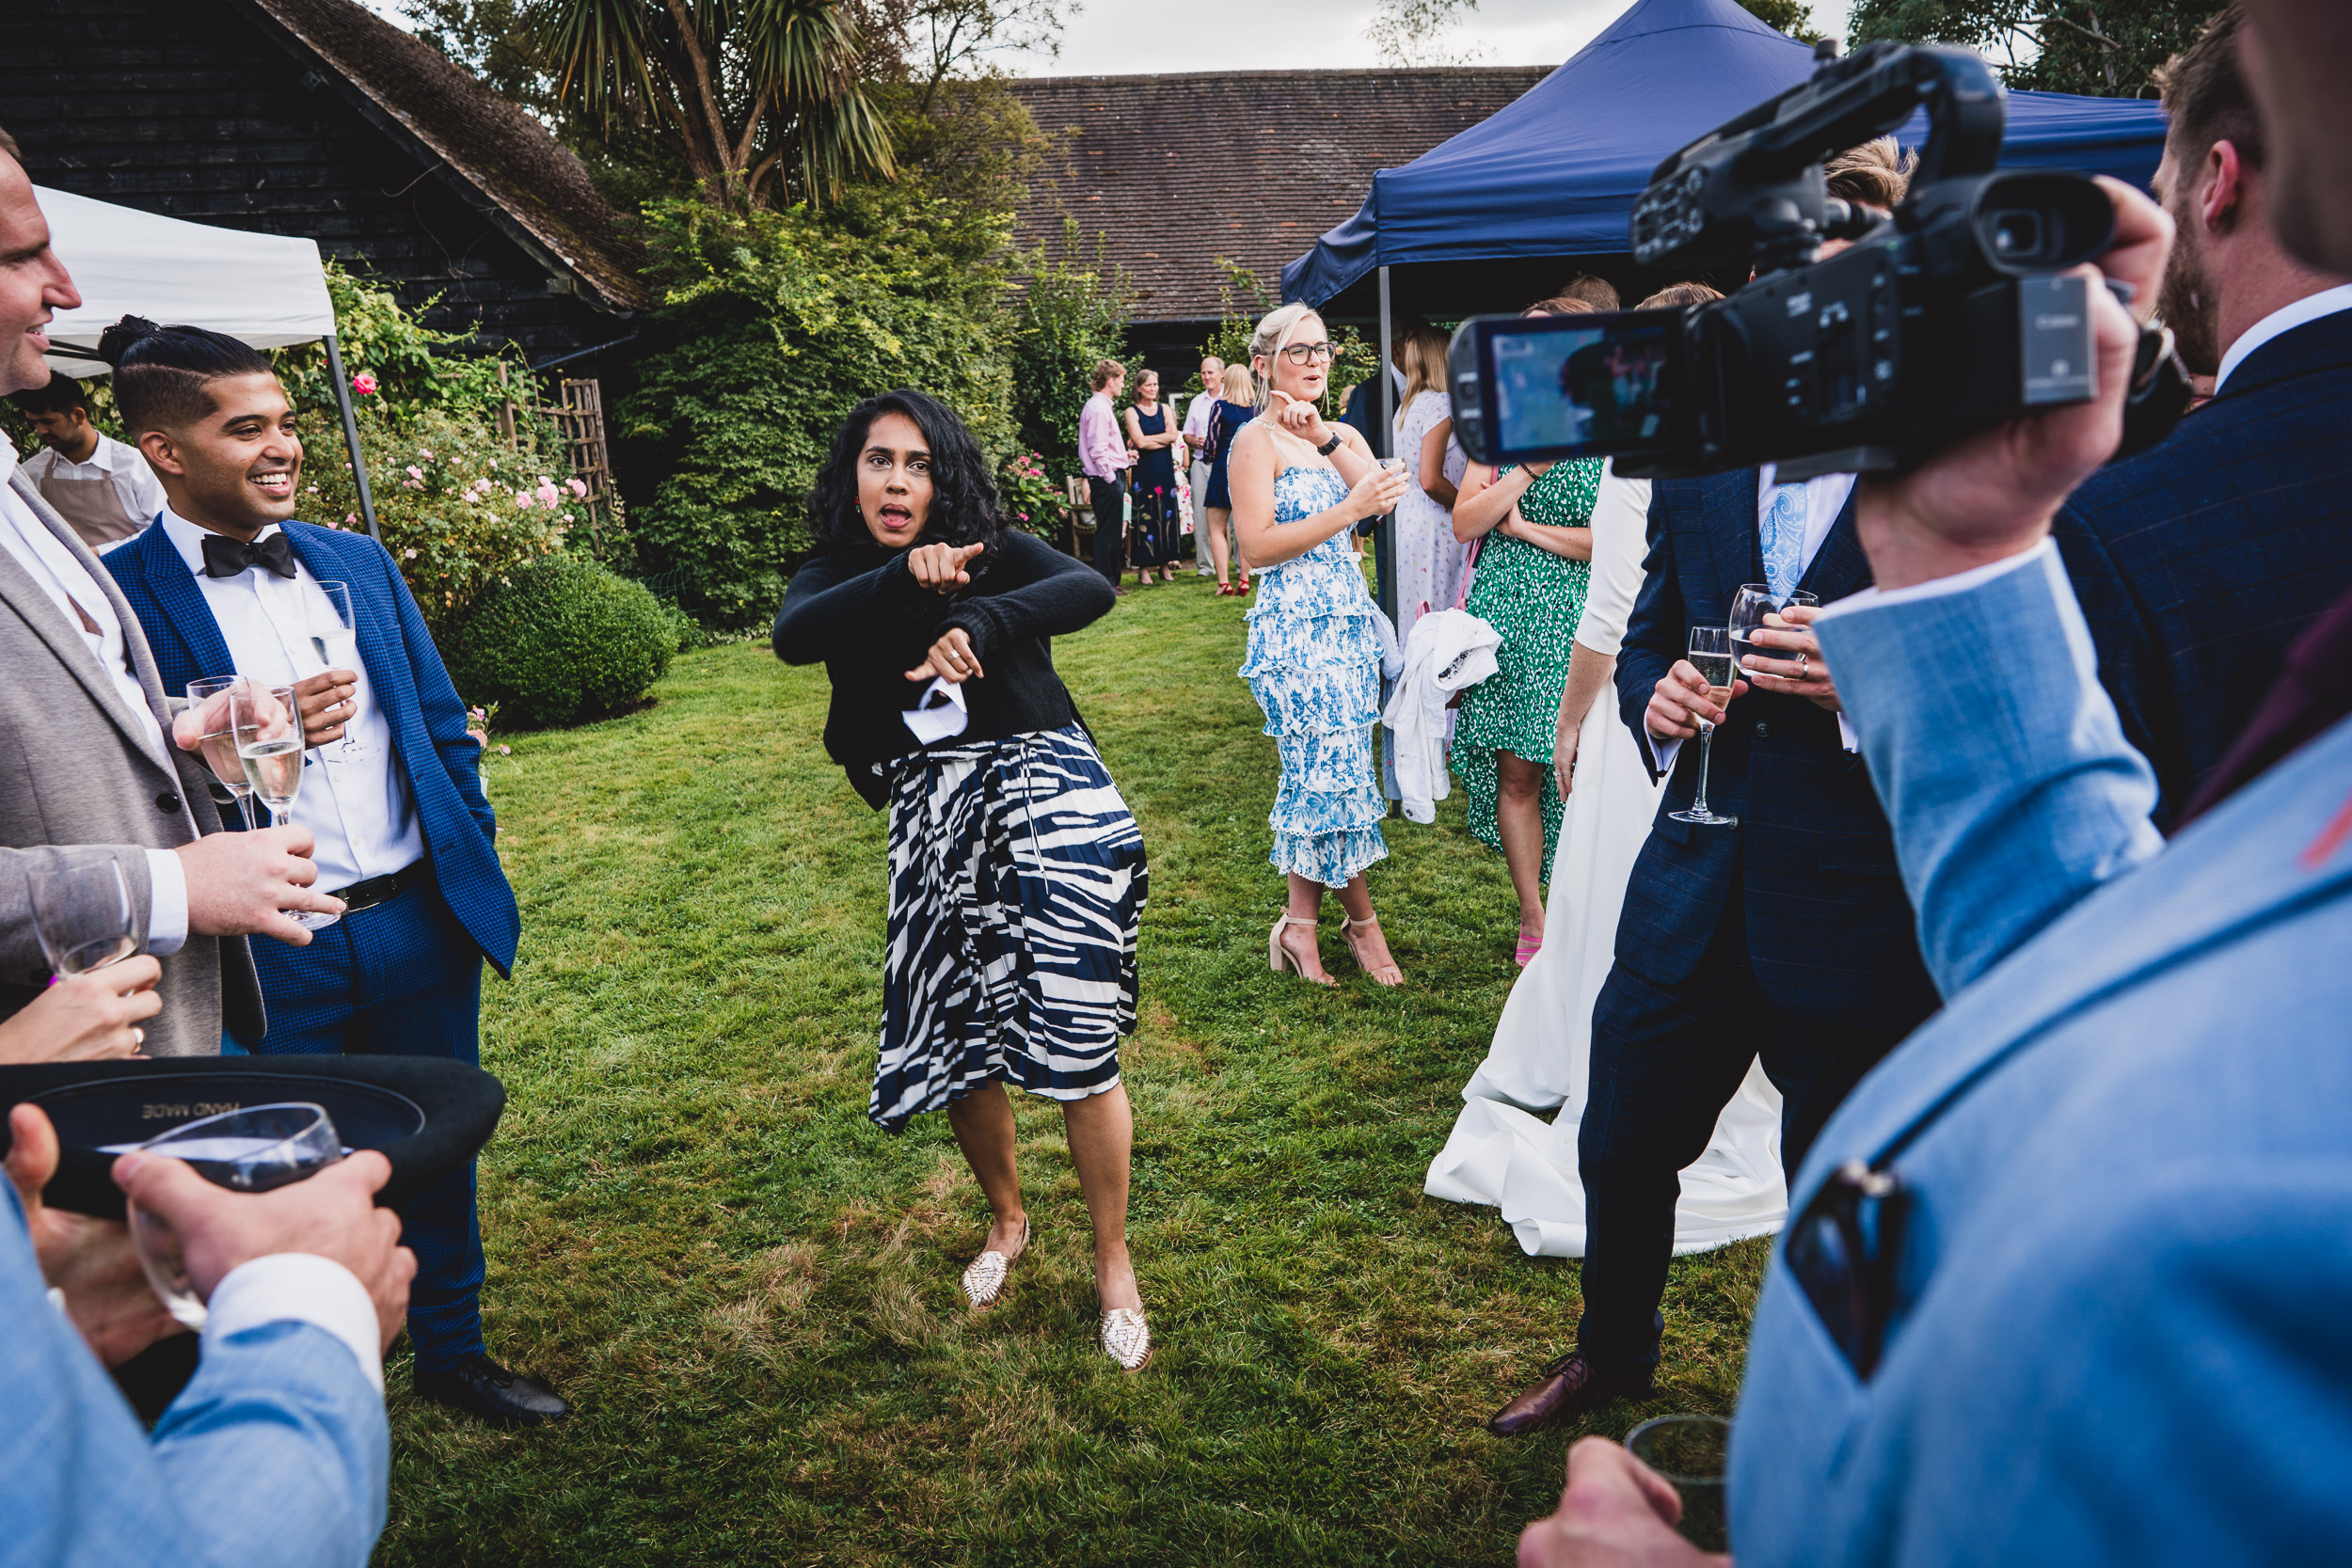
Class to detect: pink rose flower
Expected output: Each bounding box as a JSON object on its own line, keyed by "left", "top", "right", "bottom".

{"left": 405, "top": 465, "right": 423, "bottom": 482}
{"left": 352, "top": 372, "right": 378, "bottom": 396}
{"left": 534, "top": 482, "right": 560, "bottom": 508}
{"left": 404, "top": 548, "right": 419, "bottom": 559}
{"left": 566, "top": 477, "right": 588, "bottom": 498}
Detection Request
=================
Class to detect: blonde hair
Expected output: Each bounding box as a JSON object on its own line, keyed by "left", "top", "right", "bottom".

{"left": 1823, "top": 136, "right": 1918, "bottom": 210}
{"left": 1394, "top": 324, "right": 1450, "bottom": 413}
{"left": 1219, "top": 362, "right": 1256, "bottom": 403}
{"left": 1248, "top": 304, "right": 1324, "bottom": 409}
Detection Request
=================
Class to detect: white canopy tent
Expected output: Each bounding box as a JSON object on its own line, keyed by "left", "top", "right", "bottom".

{"left": 35, "top": 185, "right": 381, "bottom": 541}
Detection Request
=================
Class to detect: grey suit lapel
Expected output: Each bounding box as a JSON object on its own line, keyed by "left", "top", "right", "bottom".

{"left": 1, "top": 473, "right": 174, "bottom": 773}
{"left": 1807, "top": 713, "right": 2352, "bottom": 1187}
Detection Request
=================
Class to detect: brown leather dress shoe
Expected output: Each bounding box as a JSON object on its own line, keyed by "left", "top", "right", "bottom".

{"left": 1486, "top": 1353, "right": 1653, "bottom": 1436}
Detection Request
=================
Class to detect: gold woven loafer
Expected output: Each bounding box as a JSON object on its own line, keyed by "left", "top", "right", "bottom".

{"left": 1100, "top": 1307, "right": 1152, "bottom": 1370}
{"left": 961, "top": 1218, "right": 1029, "bottom": 1308}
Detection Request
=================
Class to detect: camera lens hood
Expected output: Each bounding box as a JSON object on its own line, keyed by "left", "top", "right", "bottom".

{"left": 1970, "top": 169, "right": 2116, "bottom": 276}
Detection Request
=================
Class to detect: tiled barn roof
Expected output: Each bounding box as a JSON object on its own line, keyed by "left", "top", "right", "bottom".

{"left": 1008, "top": 67, "right": 1554, "bottom": 321}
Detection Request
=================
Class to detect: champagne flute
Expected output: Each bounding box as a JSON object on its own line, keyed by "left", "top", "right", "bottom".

{"left": 309, "top": 581, "right": 371, "bottom": 761}
{"left": 230, "top": 681, "right": 339, "bottom": 931}
{"left": 26, "top": 852, "right": 137, "bottom": 976}
{"left": 1669, "top": 626, "right": 1740, "bottom": 828}
{"left": 187, "top": 675, "right": 254, "bottom": 819}
{"left": 116, "top": 1102, "right": 345, "bottom": 1329}
{"left": 1729, "top": 583, "right": 1777, "bottom": 682}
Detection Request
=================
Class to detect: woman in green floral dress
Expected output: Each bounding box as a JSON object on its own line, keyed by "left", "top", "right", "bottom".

{"left": 1452, "top": 451, "right": 1603, "bottom": 965}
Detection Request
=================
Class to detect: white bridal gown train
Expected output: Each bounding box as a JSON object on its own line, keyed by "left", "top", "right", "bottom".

{"left": 1423, "top": 465, "right": 1788, "bottom": 1259}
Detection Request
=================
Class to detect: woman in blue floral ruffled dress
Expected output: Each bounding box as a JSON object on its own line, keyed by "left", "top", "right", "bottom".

{"left": 1228, "top": 304, "right": 1412, "bottom": 987}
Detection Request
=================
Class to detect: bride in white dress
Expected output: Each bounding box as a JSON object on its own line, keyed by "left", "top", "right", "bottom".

{"left": 1424, "top": 459, "right": 1787, "bottom": 1258}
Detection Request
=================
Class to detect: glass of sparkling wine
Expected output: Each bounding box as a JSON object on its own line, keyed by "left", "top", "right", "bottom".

{"left": 26, "top": 852, "right": 138, "bottom": 976}
{"left": 187, "top": 675, "right": 254, "bottom": 818}
{"left": 1670, "top": 626, "right": 1740, "bottom": 828}
{"left": 1729, "top": 583, "right": 1776, "bottom": 680}
{"left": 309, "top": 580, "right": 371, "bottom": 761}
{"left": 230, "top": 681, "right": 339, "bottom": 930}
{"left": 118, "top": 1102, "right": 344, "bottom": 1330}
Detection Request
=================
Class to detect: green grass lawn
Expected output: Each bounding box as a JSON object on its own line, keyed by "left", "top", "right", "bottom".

{"left": 379, "top": 572, "right": 1768, "bottom": 1566}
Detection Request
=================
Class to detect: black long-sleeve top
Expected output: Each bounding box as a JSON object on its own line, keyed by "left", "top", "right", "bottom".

{"left": 773, "top": 531, "right": 1116, "bottom": 807}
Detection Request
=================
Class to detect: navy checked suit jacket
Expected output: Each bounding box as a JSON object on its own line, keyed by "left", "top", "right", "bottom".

{"left": 2054, "top": 308, "right": 2352, "bottom": 829}
{"left": 1613, "top": 471, "right": 1939, "bottom": 1029}
{"left": 104, "top": 520, "right": 520, "bottom": 976}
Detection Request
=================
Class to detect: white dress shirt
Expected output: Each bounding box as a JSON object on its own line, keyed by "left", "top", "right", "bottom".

{"left": 0, "top": 435, "right": 188, "bottom": 953}
{"left": 1647, "top": 467, "right": 1860, "bottom": 773}
{"left": 20, "top": 432, "right": 167, "bottom": 546}
{"left": 160, "top": 510, "right": 422, "bottom": 894}
{"left": 1181, "top": 391, "right": 1216, "bottom": 443}
{"left": 2215, "top": 282, "right": 2352, "bottom": 393}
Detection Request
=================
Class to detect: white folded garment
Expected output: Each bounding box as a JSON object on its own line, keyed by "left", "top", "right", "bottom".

{"left": 902, "top": 677, "right": 969, "bottom": 744}
{"left": 1381, "top": 607, "right": 1502, "bottom": 824}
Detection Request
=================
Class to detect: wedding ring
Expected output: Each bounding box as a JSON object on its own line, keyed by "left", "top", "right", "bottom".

{"left": 132, "top": 1026, "right": 145, "bottom": 1046}
{"left": 1796, "top": 654, "right": 1810, "bottom": 678}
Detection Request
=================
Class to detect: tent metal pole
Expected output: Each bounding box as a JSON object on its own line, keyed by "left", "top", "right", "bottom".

{"left": 321, "top": 333, "right": 382, "bottom": 545}
{"left": 1375, "top": 265, "right": 1400, "bottom": 804}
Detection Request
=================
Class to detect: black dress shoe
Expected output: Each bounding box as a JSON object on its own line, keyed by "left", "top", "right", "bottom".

{"left": 413, "top": 1354, "right": 571, "bottom": 1425}
{"left": 1486, "top": 1352, "right": 1652, "bottom": 1436}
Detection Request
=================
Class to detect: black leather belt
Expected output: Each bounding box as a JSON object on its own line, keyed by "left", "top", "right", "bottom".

{"left": 326, "top": 860, "right": 426, "bottom": 915}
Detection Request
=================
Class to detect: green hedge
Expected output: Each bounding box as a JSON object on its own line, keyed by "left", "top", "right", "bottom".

{"left": 452, "top": 557, "right": 676, "bottom": 728}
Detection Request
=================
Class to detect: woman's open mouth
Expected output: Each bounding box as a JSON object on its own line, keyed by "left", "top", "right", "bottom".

{"left": 877, "top": 504, "right": 914, "bottom": 530}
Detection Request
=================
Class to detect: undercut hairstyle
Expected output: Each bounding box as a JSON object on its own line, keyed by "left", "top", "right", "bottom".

{"left": 1824, "top": 135, "right": 1918, "bottom": 210}
{"left": 1522, "top": 295, "right": 1597, "bottom": 318}
{"left": 97, "top": 315, "right": 275, "bottom": 439}
{"left": 1553, "top": 274, "right": 1621, "bottom": 311}
{"left": 8, "top": 372, "right": 91, "bottom": 419}
{"left": 1637, "top": 281, "right": 1724, "bottom": 310}
{"left": 1089, "top": 357, "right": 1125, "bottom": 389}
{"left": 804, "top": 388, "right": 1006, "bottom": 564}
{"left": 2153, "top": 5, "right": 2261, "bottom": 172}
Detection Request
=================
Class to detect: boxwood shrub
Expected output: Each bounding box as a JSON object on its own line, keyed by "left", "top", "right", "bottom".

{"left": 453, "top": 557, "right": 675, "bottom": 728}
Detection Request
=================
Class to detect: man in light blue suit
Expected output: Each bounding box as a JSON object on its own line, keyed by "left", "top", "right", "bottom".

{"left": 1, "top": 1101, "right": 411, "bottom": 1567}
{"left": 1518, "top": 4, "right": 2352, "bottom": 1562}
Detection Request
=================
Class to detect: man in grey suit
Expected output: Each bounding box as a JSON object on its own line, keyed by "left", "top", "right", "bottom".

{"left": 1520, "top": 3, "right": 2352, "bottom": 1562}
{"left": 0, "top": 132, "right": 339, "bottom": 1056}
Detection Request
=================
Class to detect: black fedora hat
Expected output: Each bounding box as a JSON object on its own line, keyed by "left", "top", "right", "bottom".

{"left": 0, "top": 1056, "right": 505, "bottom": 1219}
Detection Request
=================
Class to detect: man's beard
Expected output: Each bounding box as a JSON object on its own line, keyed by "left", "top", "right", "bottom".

{"left": 2158, "top": 205, "right": 2222, "bottom": 375}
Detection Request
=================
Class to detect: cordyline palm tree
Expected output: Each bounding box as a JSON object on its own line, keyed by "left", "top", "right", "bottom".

{"left": 537, "top": 0, "right": 896, "bottom": 209}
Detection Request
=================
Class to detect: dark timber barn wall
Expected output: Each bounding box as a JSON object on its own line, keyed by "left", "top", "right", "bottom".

{"left": 3, "top": 0, "right": 647, "bottom": 372}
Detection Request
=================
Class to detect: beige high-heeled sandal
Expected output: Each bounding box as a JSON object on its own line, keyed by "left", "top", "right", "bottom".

{"left": 1343, "top": 914, "right": 1405, "bottom": 987}
{"left": 1268, "top": 912, "right": 1336, "bottom": 987}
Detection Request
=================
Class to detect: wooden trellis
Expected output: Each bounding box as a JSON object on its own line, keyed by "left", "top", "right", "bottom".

{"left": 498, "top": 366, "right": 629, "bottom": 564}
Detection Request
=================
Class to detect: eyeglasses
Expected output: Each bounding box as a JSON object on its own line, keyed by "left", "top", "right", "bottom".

{"left": 1784, "top": 1159, "right": 1910, "bottom": 1379}
{"left": 1276, "top": 342, "right": 1337, "bottom": 365}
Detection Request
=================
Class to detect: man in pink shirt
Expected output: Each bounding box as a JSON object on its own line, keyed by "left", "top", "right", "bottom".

{"left": 1079, "top": 358, "right": 1136, "bottom": 586}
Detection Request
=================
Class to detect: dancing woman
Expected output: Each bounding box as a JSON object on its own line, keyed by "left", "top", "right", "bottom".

{"left": 772, "top": 389, "right": 1154, "bottom": 1370}
{"left": 1229, "top": 305, "right": 1411, "bottom": 986}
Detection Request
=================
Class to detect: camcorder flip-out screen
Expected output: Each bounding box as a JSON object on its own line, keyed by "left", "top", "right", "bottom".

{"left": 1464, "top": 309, "right": 1689, "bottom": 467}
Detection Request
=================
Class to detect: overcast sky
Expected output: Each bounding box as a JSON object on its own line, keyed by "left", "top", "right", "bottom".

{"left": 997, "top": 0, "right": 1855, "bottom": 76}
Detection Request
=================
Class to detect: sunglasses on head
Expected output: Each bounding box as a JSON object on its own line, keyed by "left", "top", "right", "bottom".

{"left": 1784, "top": 1159, "right": 1911, "bottom": 1379}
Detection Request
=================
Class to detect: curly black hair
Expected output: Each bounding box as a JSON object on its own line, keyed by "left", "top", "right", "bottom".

{"left": 805, "top": 389, "right": 1006, "bottom": 564}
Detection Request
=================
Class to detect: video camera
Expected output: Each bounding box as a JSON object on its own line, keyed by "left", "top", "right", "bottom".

{"left": 1446, "top": 40, "right": 2179, "bottom": 480}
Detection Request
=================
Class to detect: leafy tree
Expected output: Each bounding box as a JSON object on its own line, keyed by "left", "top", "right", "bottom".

{"left": 618, "top": 187, "right": 1017, "bottom": 627}
{"left": 1363, "top": 0, "right": 1485, "bottom": 67}
{"left": 1009, "top": 219, "right": 1136, "bottom": 489}
{"left": 1849, "top": 0, "right": 2217, "bottom": 96}
{"left": 1740, "top": 0, "right": 1829, "bottom": 45}
{"left": 1199, "top": 263, "right": 1375, "bottom": 424}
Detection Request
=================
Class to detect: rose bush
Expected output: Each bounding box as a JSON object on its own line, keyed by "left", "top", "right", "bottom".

{"left": 995, "top": 450, "right": 1065, "bottom": 543}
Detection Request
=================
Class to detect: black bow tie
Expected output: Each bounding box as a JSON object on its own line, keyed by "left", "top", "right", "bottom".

{"left": 200, "top": 531, "right": 297, "bottom": 580}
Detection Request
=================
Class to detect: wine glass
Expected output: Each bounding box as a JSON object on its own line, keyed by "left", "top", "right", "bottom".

{"left": 309, "top": 581, "right": 372, "bottom": 762}
{"left": 1669, "top": 626, "right": 1740, "bottom": 828}
{"left": 230, "top": 681, "right": 339, "bottom": 931}
{"left": 1625, "top": 1415, "right": 1732, "bottom": 1550}
{"left": 118, "top": 1102, "right": 344, "bottom": 1330}
{"left": 26, "top": 853, "right": 137, "bottom": 976}
{"left": 1729, "top": 582, "right": 1777, "bottom": 683}
{"left": 187, "top": 675, "right": 254, "bottom": 818}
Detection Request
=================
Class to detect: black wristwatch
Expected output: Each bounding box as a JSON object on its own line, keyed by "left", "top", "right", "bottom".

{"left": 1314, "top": 432, "right": 1343, "bottom": 456}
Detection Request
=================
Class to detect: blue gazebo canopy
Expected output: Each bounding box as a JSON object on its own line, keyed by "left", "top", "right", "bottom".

{"left": 1282, "top": 0, "right": 2169, "bottom": 309}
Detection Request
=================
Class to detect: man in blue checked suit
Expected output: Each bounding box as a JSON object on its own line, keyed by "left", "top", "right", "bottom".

{"left": 97, "top": 318, "right": 565, "bottom": 1426}
{"left": 2052, "top": 18, "right": 2352, "bottom": 829}
{"left": 1517, "top": 7, "right": 2352, "bottom": 1560}
{"left": 1486, "top": 457, "right": 1939, "bottom": 1436}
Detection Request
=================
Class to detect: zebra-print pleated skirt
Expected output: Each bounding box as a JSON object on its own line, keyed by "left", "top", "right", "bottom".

{"left": 871, "top": 723, "right": 1147, "bottom": 1132}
